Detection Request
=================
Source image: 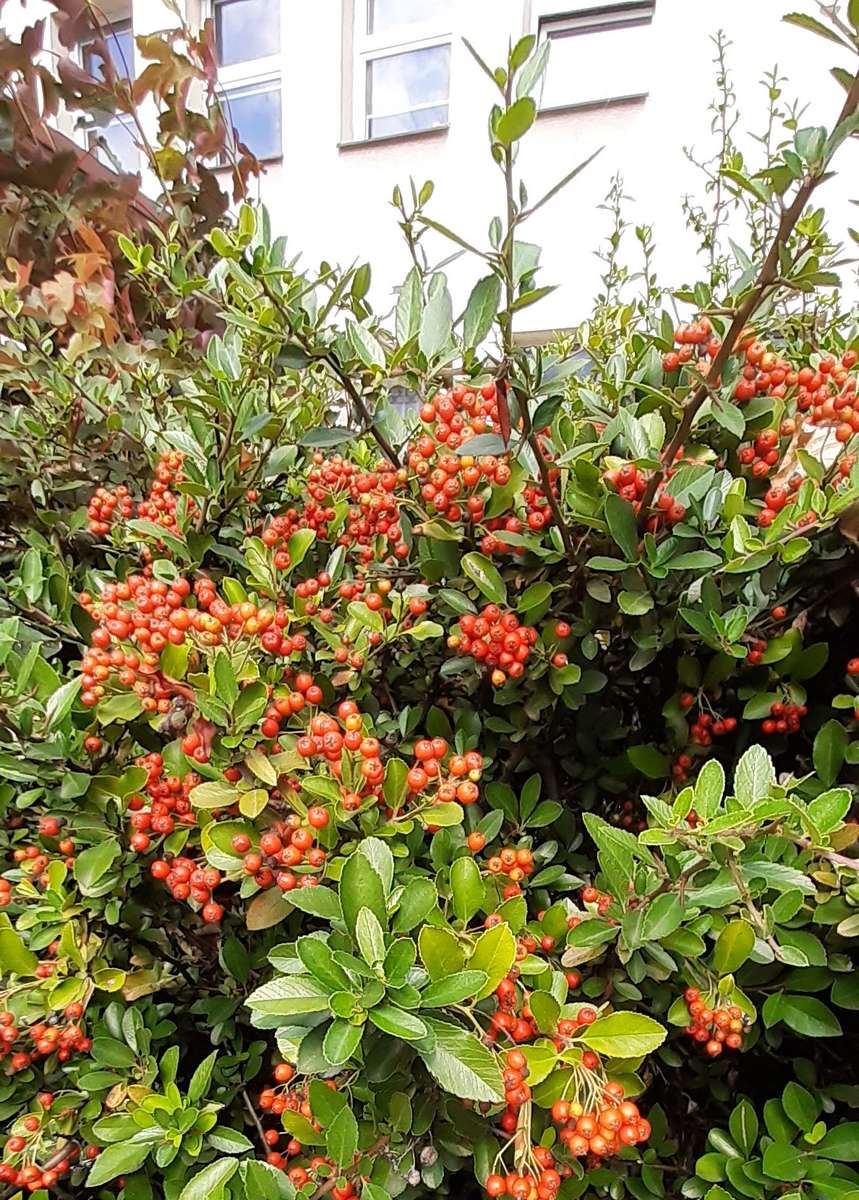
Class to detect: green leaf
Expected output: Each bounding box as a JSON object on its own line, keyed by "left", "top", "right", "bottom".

{"left": 419, "top": 925, "right": 466, "bottom": 981}
{"left": 356, "top": 907, "right": 386, "bottom": 968}
{"left": 496, "top": 96, "right": 537, "bottom": 145}
{"left": 808, "top": 787, "right": 851, "bottom": 835}
{"left": 213, "top": 651, "right": 238, "bottom": 710}
{"left": 579, "top": 1012, "right": 666, "bottom": 1057}
{"left": 347, "top": 319, "right": 385, "bottom": 369}
{"left": 419, "top": 280, "right": 453, "bottom": 359}
{"left": 628, "top": 745, "right": 670, "bottom": 780}
{"left": 87, "top": 1141, "right": 153, "bottom": 1187}
{"left": 464, "top": 922, "right": 516, "bottom": 1000}
{"left": 286, "top": 528, "right": 317, "bottom": 573}
{"left": 190, "top": 781, "right": 239, "bottom": 809}
{"left": 604, "top": 493, "right": 639, "bottom": 561}
{"left": 450, "top": 856, "right": 484, "bottom": 923}
{"left": 297, "top": 937, "right": 351, "bottom": 991}
{"left": 188, "top": 1050, "right": 217, "bottom": 1104}
{"left": 0, "top": 914, "right": 38, "bottom": 976}
{"left": 246, "top": 974, "right": 332, "bottom": 1017}
{"left": 813, "top": 721, "right": 848, "bottom": 788}
{"left": 326, "top": 1104, "right": 359, "bottom": 1168}
{"left": 286, "top": 887, "right": 342, "bottom": 921}
{"left": 340, "top": 848, "right": 388, "bottom": 939}
{"left": 641, "top": 894, "right": 684, "bottom": 941}
{"left": 419, "top": 1018, "right": 504, "bottom": 1102}
{"left": 421, "top": 970, "right": 489, "bottom": 1007}
{"left": 368, "top": 1004, "right": 428, "bottom": 1041}
{"left": 179, "top": 1159, "right": 238, "bottom": 1200}
{"left": 394, "top": 877, "right": 437, "bottom": 932}
{"left": 729, "top": 1099, "right": 759, "bottom": 1155}
{"left": 207, "top": 1128, "right": 254, "bottom": 1155}
{"left": 782, "top": 1082, "right": 819, "bottom": 1133}
{"left": 461, "top": 552, "right": 507, "bottom": 605}
{"left": 777, "top": 995, "right": 842, "bottom": 1038}
{"left": 323, "top": 1019, "right": 364, "bottom": 1067}
{"left": 783, "top": 10, "right": 852, "bottom": 45}
{"left": 44, "top": 676, "right": 81, "bottom": 731}
{"left": 396, "top": 266, "right": 422, "bottom": 343}
{"left": 463, "top": 275, "right": 502, "bottom": 348}
{"left": 734, "top": 745, "right": 775, "bottom": 805}
{"left": 713, "top": 921, "right": 755, "bottom": 975}
{"left": 816, "top": 1122, "right": 859, "bottom": 1161}
{"left": 73, "top": 839, "right": 121, "bottom": 895}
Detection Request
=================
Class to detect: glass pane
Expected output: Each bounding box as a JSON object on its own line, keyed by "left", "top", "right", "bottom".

{"left": 541, "top": 22, "right": 651, "bottom": 108}
{"left": 368, "top": 0, "right": 450, "bottom": 34}
{"left": 367, "top": 44, "right": 449, "bottom": 124}
{"left": 215, "top": 0, "right": 280, "bottom": 66}
{"left": 224, "top": 85, "right": 282, "bottom": 160}
{"left": 369, "top": 103, "right": 447, "bottom": 139}
{"left": 84, "top": 22, "right": 134, "bottom": 82}
{"left": 92, "top": 117, "right": 139, "bottom": 173}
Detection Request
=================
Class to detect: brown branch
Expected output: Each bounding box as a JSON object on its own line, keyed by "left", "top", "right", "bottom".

{"left": 321, "top": 352, "right": 400, "bottom": 467}
{"left": 309, "top": 1137, "right": 389, "bottom": 1200}
{"left": 638, "top": 69, "right": 859, "bottom": 522}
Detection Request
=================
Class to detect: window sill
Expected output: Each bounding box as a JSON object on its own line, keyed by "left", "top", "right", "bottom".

{"left": 338, "top": 124, "right": 449, "bottom": 152}
{"left": 537, "top": 93, "right": 648, "bottom": 118}
{"left": 212, "top": 155, "right": 284, "bottom": 172}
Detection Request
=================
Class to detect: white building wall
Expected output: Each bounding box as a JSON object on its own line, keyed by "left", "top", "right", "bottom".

{"left": 3, "top": 0, "right": 857, "bottom": 326}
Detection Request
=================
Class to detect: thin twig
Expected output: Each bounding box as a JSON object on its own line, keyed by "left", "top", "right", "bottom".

{"left": 638, "top": 70, "right": 859, "bottom": 522}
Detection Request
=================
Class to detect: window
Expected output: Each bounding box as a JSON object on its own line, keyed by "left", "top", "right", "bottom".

{"left": 221, "top": 80, "right": 282, "bottom": 161}
{"left": 88, "top": 113, "right": 139, "bottom": 174}
{"left": 80, "top": 19, "right": 139, "bottom": 173}
{"left": 537, "top": 1, "right": 655, "bottom": 110}
{"left": 213, "top": 0, "right": 282, "bottom": 161}
{"left": 214, "top": 0, "right": 280, "bottom": 67}
{"left": 82, "top": 18, "right": 134, "bottom": 83}
{"left": 353, "top": 0, "right": 451, "bottom": 141}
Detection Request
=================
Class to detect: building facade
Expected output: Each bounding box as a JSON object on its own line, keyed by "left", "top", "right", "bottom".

{"left": 3, "top": 0, "right": 858, "bottom": 328}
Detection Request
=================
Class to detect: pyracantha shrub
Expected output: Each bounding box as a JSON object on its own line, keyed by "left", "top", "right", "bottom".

{"left": 1, "top": 7, "right": 859, "bottom": 1200}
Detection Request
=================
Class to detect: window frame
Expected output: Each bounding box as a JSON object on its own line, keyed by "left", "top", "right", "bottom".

{"left": 78, "top": 15, "right": 141, "bottom": 174}
{"left": 351, "top": 0, "right": 452, "bottom": 143}
{"left": 217, "top": 74, "right": 283, "bottom": 164}
{"left": 209, "top": 0, "right": 283, "bottom": 164}
{"left": 533, "top": 0, "right": 655, "bottom": 112}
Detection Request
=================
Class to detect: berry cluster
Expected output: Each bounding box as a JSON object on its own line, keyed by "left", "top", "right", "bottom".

{"left": 683, "top": 988, "right": 747, "bottom": 1055}
{"left": 407, "top": 741, "right": 484, "bottom": 806}
{"left": 663, "top": 317, "right": 717, "bottom": 371}
{"left": 483, "top": 1050, "right": 565, "bottom": 1199}
{"left": 448, "top": 606, "right": 538, "bottom": 687}
{"left": 259, "top": 673, "right": 324, "bottom": 740}
{"left": 264, "top": 454, "right": 408, "bottom": 565}
{"left": 552, "top": 1081, "right": 651, "bottom": 1159}
{"left": 603, "top": 463, "right": 686, "bottom": 531}
{"left": 0, "top": 1003, "right": 91, "bottom": 1074}
{"left": 760, "top": 700, "right": 807, "bottom": 737}
{"left": 412, "top": 383, "right": 501, "bottom": 457}
{"left": 234, "top": 814, "right": 327, "bottom": 894}
{"left": 127, "top": 753, "right": 199, "bottom": 850}
{"left": 678, "top": 697, "right": 738, "bottom": 747}
{"left": 738, "top": 428, "right": 780, "bottom": 480}
{"left": 485, "top": 846, "right": 535, "bottom": 893}
{"left": 86, "top": 483, "right": 133, "bottom": 535}
{"left": 579, "top": 885, "right": 612, "bottom": 915}
{"left": 87, "top": 452, "right": 195, "bottom": 540}
{"left": 150, "top": 855, "right": 224, "bottom": 923}
{"left": 796, "top": 351, "right": 858, "bottom": 437}
{"left": 0, "top": 1128, "right": 80, "bottom": 1193}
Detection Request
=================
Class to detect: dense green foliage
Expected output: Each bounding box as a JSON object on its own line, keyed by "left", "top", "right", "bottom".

{"left": 1, "top": 6, "right": 859, "bottom": 1200}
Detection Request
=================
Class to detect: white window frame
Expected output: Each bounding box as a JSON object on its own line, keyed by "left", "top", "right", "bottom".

{"left": 352, "top": 1, "right": 452, "bottom": 142}
{"left": 533, "top": 0, "right": 655, "bottom": 111}
{"left": 78, "top": 15, "right": 141, "bottom": 174}
{"left": 209, "top": 0, "right": 283, "bottom": 162}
